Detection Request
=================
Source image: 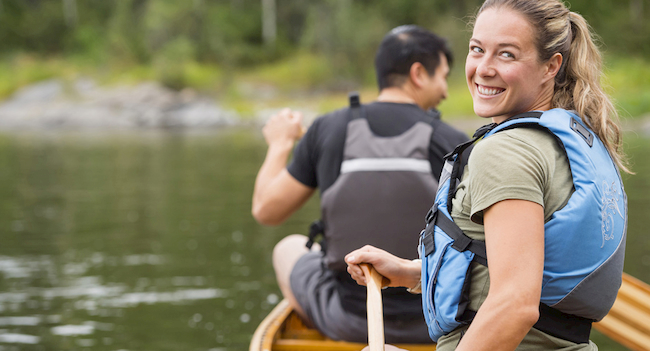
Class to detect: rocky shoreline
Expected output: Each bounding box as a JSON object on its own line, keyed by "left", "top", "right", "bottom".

{"left": 1, "top": 79, "right": 648, "bottom": 136}
{"left": 0, "top": 79, "right": 239, "bottom": 131}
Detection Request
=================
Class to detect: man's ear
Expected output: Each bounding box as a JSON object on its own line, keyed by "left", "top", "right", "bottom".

{"left": 409, "top": 62, "right": 429, "bottom": 88}
{"left": 544, "top": 53, "right": 563, "bottom": 83}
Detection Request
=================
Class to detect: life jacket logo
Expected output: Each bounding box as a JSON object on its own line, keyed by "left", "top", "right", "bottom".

{"left": 601, "top": 180, "right": 624, "bottom": 248}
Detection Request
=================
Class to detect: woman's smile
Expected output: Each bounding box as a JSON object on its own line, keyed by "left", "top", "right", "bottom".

{"left": 476, "top": 84, "right": 506, "bottom": 97}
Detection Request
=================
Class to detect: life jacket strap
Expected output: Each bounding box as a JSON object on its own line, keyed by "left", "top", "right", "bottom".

{"left": 534, "top": 303, "right": 593, "bottom": 344}
{"left": 443, "top": 123, "right": 493, "bottom": 161}
{"left": 306, "top": 219, "right": 327, "bottom": 252}
{"left": 443, "top": 122, "right": 497, "bottom": 211}
{"left": 348, "top": 91, "right": 364, "bottom": 121}
{"left": 457, "top": 303, "right": 593, "bottom": 344}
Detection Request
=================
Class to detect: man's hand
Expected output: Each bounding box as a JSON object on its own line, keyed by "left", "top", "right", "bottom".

{"left": 263, "top": 108, "right": 305, "bottom": 147}
{"left": 252, "top": 108, "right": 314, "bottom": 226}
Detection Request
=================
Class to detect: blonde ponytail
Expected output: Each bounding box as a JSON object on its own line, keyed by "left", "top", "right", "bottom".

{"left": 554, "top": 12, "right": 629, "bottom": 173}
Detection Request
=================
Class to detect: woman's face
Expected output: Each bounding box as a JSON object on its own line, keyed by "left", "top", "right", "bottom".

{"left": 466, "top": 7, "right": 558, "bottom": 123}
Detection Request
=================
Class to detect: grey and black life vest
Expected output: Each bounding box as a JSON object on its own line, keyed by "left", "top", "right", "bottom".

{"left": 419, "top": 109, "right": 627, "bottom": 343}
{"left": 307, "top": 93, "right": 439, "bottom": 272}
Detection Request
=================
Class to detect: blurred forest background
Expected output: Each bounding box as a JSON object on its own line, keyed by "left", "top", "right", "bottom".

{"left": 0, "top": 0, "right": 649, "bottom": 119}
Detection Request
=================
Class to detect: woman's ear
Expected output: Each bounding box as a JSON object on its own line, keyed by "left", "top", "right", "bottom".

{"left": 544, "top": 53, "right": 563, "bottom": 83}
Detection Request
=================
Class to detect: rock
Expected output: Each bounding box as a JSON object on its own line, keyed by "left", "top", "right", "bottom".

{"left": 0, "top": 79, "right": 239, "bottom": 131}
{"left": 5, "top": 80, "right": 64, "bottom": 105}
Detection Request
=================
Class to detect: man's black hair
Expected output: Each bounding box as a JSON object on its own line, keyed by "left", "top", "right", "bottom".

{"left": 375, "top": 25, "right": 453, "bottom": 91}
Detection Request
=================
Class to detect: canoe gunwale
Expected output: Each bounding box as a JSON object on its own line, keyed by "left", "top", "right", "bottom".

{"left": 250, "top": 299, "right": 293, "bottom": 351}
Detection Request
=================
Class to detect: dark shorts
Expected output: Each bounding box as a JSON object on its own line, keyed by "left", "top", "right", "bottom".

{"left": 289, "top": 251, "right": 433, "bottom": 344}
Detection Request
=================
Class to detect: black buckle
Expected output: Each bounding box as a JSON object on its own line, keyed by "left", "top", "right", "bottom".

{"left": 348, "top": 91, "right": 360, "bottom": 107}
{"left": 451, "top": 232, "right": 471, "bottom": 252}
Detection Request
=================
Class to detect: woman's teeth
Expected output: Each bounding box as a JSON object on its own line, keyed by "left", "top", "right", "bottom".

{"left": 477, "top": 85, "right": 505, "bottom": 95}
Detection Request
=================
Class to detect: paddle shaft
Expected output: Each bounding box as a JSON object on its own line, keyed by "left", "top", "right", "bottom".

{"left": 361, "top": 263, "right": 385, "bottom": 351}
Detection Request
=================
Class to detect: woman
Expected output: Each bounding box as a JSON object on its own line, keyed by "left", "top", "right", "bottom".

{"left": 346, "top": 0, "right": 629, "bottom": 350}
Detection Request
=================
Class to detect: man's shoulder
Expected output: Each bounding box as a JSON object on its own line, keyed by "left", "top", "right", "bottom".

{"left": 427, "top": 117, "right": 470, "bottom": 148}
{"left": 317, "top": 104, "right": 353, "bottom": 120}
{"left": 310, "top": 106, "right": 352, "bottom": 130}
{"left": 433, "top": 119, "right": 469, "bottom": 137}
{"left": 364, "top": 101, "right": 428, "bottom": 116}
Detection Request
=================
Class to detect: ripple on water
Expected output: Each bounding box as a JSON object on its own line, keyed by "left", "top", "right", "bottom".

{"left": 0, "top": 333, "right": 40, "bottom": 344}
{"left": 0, "top": 316, "right": 41, "bottom": 326}
{"left": 51, "top": 324, "right": 94, "bottom": 336}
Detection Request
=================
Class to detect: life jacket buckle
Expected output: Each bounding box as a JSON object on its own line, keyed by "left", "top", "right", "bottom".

{"left": 451, "top": 233, "right": 472, "bottom": 252}
{"left": 425, "top": 204, "right": 438, "bottom": 225}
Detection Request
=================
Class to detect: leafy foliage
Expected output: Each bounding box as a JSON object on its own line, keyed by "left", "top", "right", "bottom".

{"left": 0, "top": 0, "right": 648, "bottom": 96}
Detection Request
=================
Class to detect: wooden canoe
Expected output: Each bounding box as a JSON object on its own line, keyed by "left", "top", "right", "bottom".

{"left": 251, "top": 273, "right": 650, "bottom": 351}
{"left": 249, "top": 299, "right": 436, "bottom": 351}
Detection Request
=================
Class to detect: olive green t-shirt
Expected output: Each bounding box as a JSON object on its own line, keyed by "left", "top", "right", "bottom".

{"left": 435, "top": 127, "right": 598, "bottom": 350}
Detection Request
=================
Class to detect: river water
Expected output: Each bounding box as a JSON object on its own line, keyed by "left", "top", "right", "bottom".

{"left": 0, "top": 126, "right": 646, "bottom": 351}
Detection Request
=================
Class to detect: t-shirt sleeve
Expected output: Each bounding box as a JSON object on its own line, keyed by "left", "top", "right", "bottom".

{"left": 287, "top": 120, "right": 319, "bottom": 188}
{"left": 468, "top": 131, "right": 551, "bottom": 224}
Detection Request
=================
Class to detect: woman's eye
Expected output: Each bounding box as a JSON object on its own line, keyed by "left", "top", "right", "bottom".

{"left": 501, "top": 51, "right": 514, "bottom": 58}
{"left": 470, "top": 46, "right": 483, "bottom": 54}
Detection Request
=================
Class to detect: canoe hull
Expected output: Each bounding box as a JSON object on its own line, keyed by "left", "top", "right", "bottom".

{"left": 250, "top": 299, "right": 436, "bottom": 351}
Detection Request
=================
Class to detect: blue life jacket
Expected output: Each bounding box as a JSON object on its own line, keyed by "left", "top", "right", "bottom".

{"left": 419, "top": 109, "right": 627, "bottom": 343}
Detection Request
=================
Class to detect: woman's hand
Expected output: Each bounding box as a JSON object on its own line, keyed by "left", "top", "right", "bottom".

{"left": 345, "top": 245, "right": 421, "bottom": 289}
{"left": 262, "top": 108, "right": 305, "bottom": 147}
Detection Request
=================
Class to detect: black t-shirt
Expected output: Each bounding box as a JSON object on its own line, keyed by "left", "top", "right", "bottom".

{"left": 288, "top": 102, "right": 470, "bottom": 192}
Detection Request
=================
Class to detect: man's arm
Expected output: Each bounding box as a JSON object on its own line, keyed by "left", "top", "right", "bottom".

{"left": 252, "top": 109, "right": 315, "bottom": 226}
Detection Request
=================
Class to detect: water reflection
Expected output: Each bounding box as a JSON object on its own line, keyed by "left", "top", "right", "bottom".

{"left": 0, "top": 128, "right": 645, "bottom": 350}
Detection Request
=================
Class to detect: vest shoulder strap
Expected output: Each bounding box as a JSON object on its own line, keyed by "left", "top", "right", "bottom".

{"left": 348, "top": 91, "right": 363, "bottom": 121}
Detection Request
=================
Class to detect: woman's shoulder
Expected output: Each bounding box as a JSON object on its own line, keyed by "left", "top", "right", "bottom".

{"left": 473, "top": 127, "right": 559, "bottom": 159}
{"left": 468, "top": 127, "right": 567, "bottom": 186}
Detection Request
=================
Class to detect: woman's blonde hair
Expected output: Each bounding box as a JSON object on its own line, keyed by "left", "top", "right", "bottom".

{"left": 475, "top": 0, "right": 630, "bottom": 172}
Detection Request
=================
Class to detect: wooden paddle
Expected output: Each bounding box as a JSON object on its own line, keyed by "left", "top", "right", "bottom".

{"left": 361, "top": 263, "right": 385, "bottom": 351}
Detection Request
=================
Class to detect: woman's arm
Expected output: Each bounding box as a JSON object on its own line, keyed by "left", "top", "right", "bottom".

{"left": 455, "top": 199, "right": 544, "bottom": 351}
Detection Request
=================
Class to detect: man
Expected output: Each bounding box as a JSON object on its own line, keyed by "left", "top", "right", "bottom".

{"left": 252, "top": 25, "right": 469, "bottom": 343}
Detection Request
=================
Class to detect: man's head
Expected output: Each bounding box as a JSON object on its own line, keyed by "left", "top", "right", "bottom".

{"left": 375, "top": 25, "right": 453, "bottom": 109}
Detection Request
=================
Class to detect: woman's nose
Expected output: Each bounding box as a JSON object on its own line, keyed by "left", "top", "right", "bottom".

{"left": 476, "top": 57, "right": 496, "bottom": 77}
